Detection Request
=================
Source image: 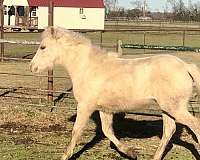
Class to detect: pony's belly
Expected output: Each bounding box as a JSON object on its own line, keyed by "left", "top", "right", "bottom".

{"left": 97, "top": 98, "right": 156, "bottom": 113}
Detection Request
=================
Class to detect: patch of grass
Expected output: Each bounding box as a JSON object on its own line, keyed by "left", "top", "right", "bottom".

{"left": 3, "top": 32, "right": 41, "bottom": 58}
{"left": 0, "top": 105, "right": 199, "bottom": 160}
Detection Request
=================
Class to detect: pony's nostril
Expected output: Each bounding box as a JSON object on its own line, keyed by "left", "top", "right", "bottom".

{"left": 33, "top": 66, "right": 38, "bottom": 72}
{"left": 30, "top": 63, "right": 33, "bottom": 71}
{"left": 30, "top": 63, "right": 38, "bottom": 73}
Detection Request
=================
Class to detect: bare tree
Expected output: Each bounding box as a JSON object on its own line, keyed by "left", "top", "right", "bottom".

{"left": 104, "top": 0, "right": 118, "bottom": 11}
{"left": 130, "top": 0, "right": 143, "bottom": 10}
{"left": 130, "top": 0, "right": 148, "bottom": 17}
{"left": 167, "top": 0, "right": 187, "bottom": 20}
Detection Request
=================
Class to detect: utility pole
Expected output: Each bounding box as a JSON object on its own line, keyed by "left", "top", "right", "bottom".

{"left": 143, "top": 0, "right": 146, "bottom": 17}
{"left": 113, "top": 0, "right": 118, "bottom": 11}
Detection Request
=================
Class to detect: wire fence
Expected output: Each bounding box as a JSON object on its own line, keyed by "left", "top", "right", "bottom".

{"left": 0, "top": 29, "right": 200, "bottom": 117}
{"left": 0, "top": 39, "right": 40, "bottom": 45}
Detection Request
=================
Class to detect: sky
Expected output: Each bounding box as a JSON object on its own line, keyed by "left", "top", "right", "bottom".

{"left": 118, "top": 0, "right": 200, "bottom": 12}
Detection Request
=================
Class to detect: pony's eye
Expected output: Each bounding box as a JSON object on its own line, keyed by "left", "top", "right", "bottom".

{"left": 40, "top": 46, "right": 46, "bottom": 50}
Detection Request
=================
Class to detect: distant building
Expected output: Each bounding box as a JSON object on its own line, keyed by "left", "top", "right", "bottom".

{"left": 3, "top": 0, "right": 105, "bottom": 30}
{"left": 138, "top": 16, "right": 152, "bottom": 21}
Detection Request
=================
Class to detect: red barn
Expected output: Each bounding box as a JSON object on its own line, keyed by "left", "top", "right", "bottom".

{"left": 3, "top": 0, "right": 105, "bottom": 30}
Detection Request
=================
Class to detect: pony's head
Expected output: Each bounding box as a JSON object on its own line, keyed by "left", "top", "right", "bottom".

{"left": 30, "top": 27, "right": 89, "bottom": 73}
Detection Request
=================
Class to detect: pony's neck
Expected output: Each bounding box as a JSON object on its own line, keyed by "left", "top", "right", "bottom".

{"left": 61, "top": 43, "right": 92, "bottom": 83}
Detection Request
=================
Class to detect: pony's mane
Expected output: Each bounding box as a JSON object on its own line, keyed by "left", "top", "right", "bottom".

{"left": 42, "top": 27, "right": 91, "bottom": 44}
{"left": 42, "top": 27, "right": 112, "bottom": 58}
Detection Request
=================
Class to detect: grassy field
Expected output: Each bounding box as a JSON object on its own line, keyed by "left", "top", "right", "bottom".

{"left": 3, "top": 29, "right": 200, "bottom": 58}
{"left": 0, "top": 29, "right": 200, "bottom": 160}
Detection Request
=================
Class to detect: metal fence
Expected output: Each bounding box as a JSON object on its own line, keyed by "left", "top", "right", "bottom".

{"left": 0, "top": 28, "right": 200, "bottom": 116}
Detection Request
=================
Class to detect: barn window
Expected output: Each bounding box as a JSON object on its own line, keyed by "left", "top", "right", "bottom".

{"left": 80, "top": 8, "right": 84, "bottom": 14}
{"left": 17, "top": 6, "right": 25, "bottom": 16}
{"left": 31, "top": 7, "right": 37, "bottom": 17}
{"left": 4, "top": 6, "right": 7, "bottom": 15}
{"left": 8, "top": 6, "right": 15, "bottom": 16}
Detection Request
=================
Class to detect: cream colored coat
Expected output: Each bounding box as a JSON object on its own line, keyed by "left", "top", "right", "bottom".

{"left": 30, "top": 27, "right": 200, "bottom": 160}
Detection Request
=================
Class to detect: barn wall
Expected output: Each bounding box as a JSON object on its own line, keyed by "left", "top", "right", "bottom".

{"left": 38, "top": 7, "right": 105, "bottom": 30}
{"left": 4, "top": 15, "right": 15, "bottom": 26}
{"left": 37, "top": 7, "right": 48, "bottom": 29}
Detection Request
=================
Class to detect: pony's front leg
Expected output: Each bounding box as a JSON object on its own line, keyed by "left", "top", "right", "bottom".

{"left": 153, "top": 113, "right": 176, "bottom": 160}
{"left": 100, "top": 111, "right": 137, "bottom": 159}
{"left": 62, "top": 102, "right": 94, "bottom": 160}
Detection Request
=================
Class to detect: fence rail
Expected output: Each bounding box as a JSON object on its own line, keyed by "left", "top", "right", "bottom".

{"left": 2, "top": 27, "right": 200, "bottom": 34}
{"left": 0, "top": 72, "right": 69, "bottom": 79}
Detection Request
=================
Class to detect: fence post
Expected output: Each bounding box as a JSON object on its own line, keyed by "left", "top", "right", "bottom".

{"left": 48, "top": 0, "right": 54, "bottom": 103}
{"left": 182, "top": 30, "right": 186, "bottom": 47}
{"left": 143, "top": 31, "right": 146, "bottom": 54}
{"left": 0, "top": 0, "right": 4, "bottom": 62}
{"left": 100, "top": 31, "right": 103, "bottom": 48}
{"left": 116, "top": 40, "right": 122, "bottom": 57}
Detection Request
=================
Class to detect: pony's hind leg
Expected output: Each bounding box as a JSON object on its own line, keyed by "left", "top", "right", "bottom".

{"left": 153, "top": 113, "right": 176, "bottom": 160}
{"left": 100, "top": 111, "right": 137, "bottom": 159}
{"left": 163, "top": 99, "right": 200, "bottom": 144}
{"left": 62, "top": 103, "right": 94, "bottom": 160}
{"left": 173, "top": 107, "right": 200, "bottom": 144}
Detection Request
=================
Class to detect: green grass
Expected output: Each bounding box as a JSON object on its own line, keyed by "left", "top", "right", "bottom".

{"left": 3, "top": 33, "right": 40, "bottom": 58}
{"left": 105, "top": 20, "right": 200, "bottom": 29}
{"left": 3, "top": 29, "right": 200, "bottom": 58}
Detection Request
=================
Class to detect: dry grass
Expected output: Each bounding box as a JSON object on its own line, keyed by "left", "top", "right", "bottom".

{"left": 0, "top": 103, "right": 199, "bottom": 160}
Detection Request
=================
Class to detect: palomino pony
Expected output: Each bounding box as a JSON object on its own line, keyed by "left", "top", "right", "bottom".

{"left": 30, "top": 27, "right": 200, "bottom": 160}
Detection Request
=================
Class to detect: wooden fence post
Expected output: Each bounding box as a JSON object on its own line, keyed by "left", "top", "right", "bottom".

{"left": 143, "top": 31, "right": 146, "bottom": 45}
{"left": 183, "top": 30, "right": 186, "bottom": 47}
{"left": 100, "top": 31, "right": 103, "bottom": 48}
{"left": 48, "top": 0, "right": 54, "bottom": 103}
{"left": 143, "top": 31, "right": 146, "bottom": 54}
{"left": 117, "top": 40, "right": 122, "bottom": 57}
{"left": 0, "top": 0, "right": 4, "bottom": 62}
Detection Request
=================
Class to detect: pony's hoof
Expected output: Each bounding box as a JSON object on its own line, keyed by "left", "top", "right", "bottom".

{"left": 126, "top": 148, "right": 138, "bottom": 159}
{"left": 61, "top": 151, "right": 73, "bottom": 160}
{"left": 61, "top": 155, "right": 67, "bottom": 160}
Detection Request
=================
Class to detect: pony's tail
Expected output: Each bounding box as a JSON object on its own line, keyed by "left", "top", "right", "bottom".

{"left": 186, "top": 63, "right": 200, "bottom": 95}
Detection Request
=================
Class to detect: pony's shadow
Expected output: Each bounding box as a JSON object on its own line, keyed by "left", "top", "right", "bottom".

{"left": 68, "top": 112, "right": 200, "bottom": 160}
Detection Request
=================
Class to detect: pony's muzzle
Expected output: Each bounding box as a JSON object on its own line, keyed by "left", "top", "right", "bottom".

{"left": 30, "top": 62, "right": 38, "bottom": 73}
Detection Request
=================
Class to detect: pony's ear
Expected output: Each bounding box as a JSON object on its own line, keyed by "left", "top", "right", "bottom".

{"left": 47, "top": 26, "right": 56, "bottom": 38}
{"left": 49, "top": 27, "right": 61, "bottom": 40}
{"left": 48, "top": 26, "right": 57, "bottom": 39}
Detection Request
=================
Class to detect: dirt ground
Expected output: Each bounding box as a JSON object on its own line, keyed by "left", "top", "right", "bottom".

{"left": 0, "top": 102, "right": 200, "bottom": 160}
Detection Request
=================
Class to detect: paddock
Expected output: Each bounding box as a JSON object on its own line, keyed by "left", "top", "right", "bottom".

{"left": 0, "top": 28, "right": 200, "bottom": 159}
